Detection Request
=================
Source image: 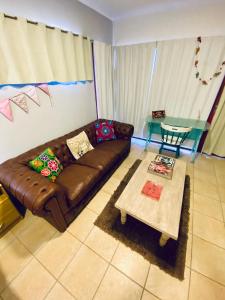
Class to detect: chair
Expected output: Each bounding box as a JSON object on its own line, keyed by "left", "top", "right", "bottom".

{"left": 159, "top": 122, "right": 192, "bottom": 158}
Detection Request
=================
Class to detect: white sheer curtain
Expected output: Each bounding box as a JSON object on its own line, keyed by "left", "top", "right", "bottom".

{"left": 93, "top": 41, "right": 114, "bottom": 119}
{"left": 0, "top": 13, "right": 93, "bottom": 84}
{"left": 149, "top": 37, "right": 225, "bottom": 120}
{"left": 113, "top": 42, "right": 156, "bottom": 137}
{"left": 203, "top": 84, "right": 225, "bottom": 156}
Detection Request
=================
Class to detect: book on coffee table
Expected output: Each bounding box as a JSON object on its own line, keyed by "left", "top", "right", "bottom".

{"left": 148, "top": 161, "right": 173, "bottom": 179}
{"left": 154, "top": 154, "right": 175, "bottom": 168}
{"left": 141, "top": 180, "right": 163, "bottom": 200}
{"left": 147, "top": 154, "right": 175, "bottom": 180}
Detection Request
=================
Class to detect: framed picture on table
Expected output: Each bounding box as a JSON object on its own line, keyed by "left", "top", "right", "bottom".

{"left": 152, "top": 110, "right": 166, "bottom": 119}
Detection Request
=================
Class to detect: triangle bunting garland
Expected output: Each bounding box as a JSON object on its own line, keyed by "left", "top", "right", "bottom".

{"left": 0, "top": 99, "right": 13, "bottom": 121}
{"left": 37, "top": 84, "right": 50, "bottom": 97}
{"left": 23, "top": 87, "right": 40, "bottom": 106}
{"left": 10, "top": 93, "right": 29, "bottom": 113}
{"left": 37, "top": 83, "right": 52, "bottom": 106}
{"left": 0, "top": 83, "right": 53, "bottom": 122}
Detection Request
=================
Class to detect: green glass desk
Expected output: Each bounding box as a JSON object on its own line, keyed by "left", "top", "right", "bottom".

{"left": 145, "top": 116, "right": 210, "bottom": 162}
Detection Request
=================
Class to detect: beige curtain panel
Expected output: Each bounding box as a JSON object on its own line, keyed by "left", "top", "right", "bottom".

{"left": 93, "top": 41, "right": 114, "bottom": 119}
{"left": 148, "top": 36, "right": 225, "bottom": 121}
{"left": 113, "top": 42, "right": 157, "bottom": 137}
{"left": 203, "top": 85, "right": 225, "bottom": 157}
{"left": 0, "top": 13, "right": 93, "bottom": 84}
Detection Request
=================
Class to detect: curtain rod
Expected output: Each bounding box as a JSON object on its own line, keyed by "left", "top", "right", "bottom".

{"left": 4, "top": 13, "right": 93, "bottom": 42}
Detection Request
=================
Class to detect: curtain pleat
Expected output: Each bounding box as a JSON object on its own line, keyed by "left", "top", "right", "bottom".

{"left": 93, "top": 41, "right": 114, "bottom": 119}
{"left": 0, "top": 13, "right": 93, "bottom": 84}
{"left": 84, "top": 38, "right": 93, "bottom": 80}
{"left": 149, "top": 37, "right": 225, "bottom": 120}
{"left": 113, "top": 43, "right": 156, "bottom": 137}
{"left": 203, "top": 87, "right": 225, "bottom": 156}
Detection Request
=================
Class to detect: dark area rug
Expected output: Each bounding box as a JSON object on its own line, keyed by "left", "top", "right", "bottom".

{"left": 94, "top": 159, "right": 190, "bottom": 280}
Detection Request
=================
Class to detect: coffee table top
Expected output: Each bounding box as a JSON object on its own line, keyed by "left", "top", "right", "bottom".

{"left": 115, "top": 152, "right": 187, "bottom": 240}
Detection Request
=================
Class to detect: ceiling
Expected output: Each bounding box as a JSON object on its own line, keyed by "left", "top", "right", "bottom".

{"left": 78, "top": 0, "right": 223, "bottom": 20}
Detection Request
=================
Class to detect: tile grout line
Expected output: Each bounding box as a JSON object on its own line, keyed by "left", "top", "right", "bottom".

{"left": 55, "top": 226, "right": 93, "bottom": 277}
{"left": 191, "top": 268, "right": 225, "bottom": 288}
{"left": 83, "top": 228, "right": 154, "bottom": 294}
{"left": 9, "top": 229, "right": 80, "bottom": 299}
{"left": 187, "top": 169, "right": 194, "bottom": 300}
{"left": 214, "top": 163, "right": 225, "bottom": 225}
{"left": 80, "top": 210, "right": 154, "bottom": 293}
{"left": 0, "top": 255, "right": 35, "bottom": 297}
{"left": 192, "top": 232, "right": 225, "bottom": 251}
{"left": 189, "top": 165, "right": 225, "bottom": 291}
{"left": 0, "top": 233, "right": 35, "bottom": 296}
{"left": 191, "top": 265, "right": 225, "bottom": 288}
{"left": 91, "top": 240, "right": 120, "bottom": 300}
{"left": 140, "top": 264, "right": 163, "bottom": 300}
{"left": 108, "top": 263, "right": 146, "bottom": 290}
{"left": 0, "top": 232, "right": 17, "bottom": 254}
{"left": 43, "top": 280, "right": 77, "bottom": 300}
{"left": 192, "top": 208, "right": 224, "bottom": 223}
{"left": 42, "top": 281, "right": 58, "bottom": 300}
{"left": 38, "top": 224, "right": 95, "bottom": 300}
{"left": 193, "top": 191, "right": 221, "bottom": 203}
{"left": 37, "top": 249, "right": 81, "bottom": 300}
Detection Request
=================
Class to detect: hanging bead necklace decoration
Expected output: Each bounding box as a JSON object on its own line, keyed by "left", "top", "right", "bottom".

{"left": 194, "top": 36, "right": 225, "bottom": 85}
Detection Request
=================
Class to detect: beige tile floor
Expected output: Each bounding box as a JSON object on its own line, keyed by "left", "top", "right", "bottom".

{"left": 1, "top": 139, "right": 225, "bottom": 300}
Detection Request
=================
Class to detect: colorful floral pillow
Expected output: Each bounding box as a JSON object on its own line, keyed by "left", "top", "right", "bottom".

{"left": 95, "top": 120, "right": 116, "bottom": 143}
{"left": 67, "top": 131, "right": 94, "bottom": 160}
{"left": 29, "top": 148, "right": 63, "bottom": 182}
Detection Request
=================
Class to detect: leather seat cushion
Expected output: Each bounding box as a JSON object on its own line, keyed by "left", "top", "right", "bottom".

{"left": 95, "top": 139, "right": 130, "bottom": 156}
{"left": 57, "top": 164, "right": 100, "bottom": 204}
{"left": 75, "top": 148, "right": 118, "bottom": 172}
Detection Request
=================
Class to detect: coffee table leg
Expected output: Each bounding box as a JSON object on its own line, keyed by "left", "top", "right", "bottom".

{"left": 159, "top": 233, "right": 169, "bottom": 247}
{"left": 121, "top": 210, "right": 127, "bottom": 224}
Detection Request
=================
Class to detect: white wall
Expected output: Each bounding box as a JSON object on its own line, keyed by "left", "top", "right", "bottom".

{"left": 0, "top": 83, "right": 97, "bottom": 163}
{"left": 0, "top": 83, "right": 96, "bottom": 163}
{"left": 113, "top": 2, "right": 225, "bottom": 45}
{"left": 0, "top": 0, "right": 112, "bottom": 162}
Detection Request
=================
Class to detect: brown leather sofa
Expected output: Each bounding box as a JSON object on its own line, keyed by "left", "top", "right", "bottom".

{"left": 0, "top": 119, "right": 133, "bottom": 232}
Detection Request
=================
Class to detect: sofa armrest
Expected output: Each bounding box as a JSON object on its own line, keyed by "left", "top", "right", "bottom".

{"left": 113, "top": 120, "right": 134, "bottom": 140}
{"left": 0, "top": 163, "right": 65, "bottom": 215}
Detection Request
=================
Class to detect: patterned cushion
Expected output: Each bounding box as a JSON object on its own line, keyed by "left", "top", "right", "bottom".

{"left": 95, "top": 120, "right": 116, "bottom": 143}
{"left": 29, "top": 148, "right": 63, "bottom": 182}
{"left": 66, "top": 131, "right": 94, "bottom": 160}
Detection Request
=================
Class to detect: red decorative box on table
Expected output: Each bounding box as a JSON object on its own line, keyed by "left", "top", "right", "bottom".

{"left": 141, "top": 180, "right": 163, "bottom": 200}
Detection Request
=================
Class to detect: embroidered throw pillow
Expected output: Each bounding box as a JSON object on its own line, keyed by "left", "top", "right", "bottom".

{"left": 95, "top": 120, "right": 116, "bottom": 143}
{"left": 66, "top": 131, "right": 94, "bottom": 160}
{"left": 29, "top": 148, "right": 63, "bottom": 182}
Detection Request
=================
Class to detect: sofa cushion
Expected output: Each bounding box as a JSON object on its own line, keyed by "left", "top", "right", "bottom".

{"left": 67, "top": 131, "right": 94, "bottom": 160}
{"left": 57, "top": 164, "right": 100, "bottom": 204}
{"left": 95, "top": 139, "right": 130, "bottom": 156}
{"left": 75, "top": 148, "right": 118, "bottom": 172}
{"left": 95, "top": 120, "right": 116, "bottom": 143}
{"left": 29, "top": 148, "right": 63, "bottom": 182}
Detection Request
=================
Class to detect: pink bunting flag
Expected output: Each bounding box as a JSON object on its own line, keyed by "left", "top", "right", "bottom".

{"left": 23, "top": 87, "right": 40, "bottom": 106}
{"left": 0, "top": 99, "right": 13, "bottom": 121}
{"left": 37, "top": 83, "right": 52, "bottom": 107}
{"left": 37, "top": 84, "right": 50, "bottom": 97}
{"left": 10, "top": 93, "right": 29, "bottom": 113}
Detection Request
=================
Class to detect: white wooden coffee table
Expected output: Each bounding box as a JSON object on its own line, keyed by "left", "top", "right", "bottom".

{"left": 115, "top": 152, "right": 186, "bottom": 246}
